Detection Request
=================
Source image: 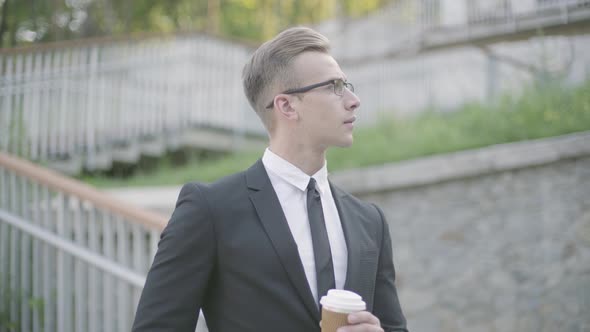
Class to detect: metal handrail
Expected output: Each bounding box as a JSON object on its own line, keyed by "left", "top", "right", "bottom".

{"left": 0, "top": 209, "right": 146, "bottom": 288}
{"left": 0, "top": 152, "right": 172, "bottom": 332}
{"left": 0, "top": 152, "right": 167, "bottom": 230}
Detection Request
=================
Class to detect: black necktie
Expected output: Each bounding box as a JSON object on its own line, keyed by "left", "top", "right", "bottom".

{"left": 306, "top": 178, "right": 336, "bottom": 305}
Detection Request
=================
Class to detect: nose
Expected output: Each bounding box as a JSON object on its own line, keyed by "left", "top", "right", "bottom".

{"left": 344, "top": 89, "right": 360, "bottom": 111}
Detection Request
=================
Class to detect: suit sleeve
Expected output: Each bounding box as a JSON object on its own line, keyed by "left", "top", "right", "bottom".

{"left": 372, "top": 204, "right": 409, "bottom": 332}
{"left": 132, "top": 183, "right": 216, "bottom": 331}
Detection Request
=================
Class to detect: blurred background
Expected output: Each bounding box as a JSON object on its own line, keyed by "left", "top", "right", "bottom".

{"left": 1, "top": 1, "right": 589, "bottom": 331}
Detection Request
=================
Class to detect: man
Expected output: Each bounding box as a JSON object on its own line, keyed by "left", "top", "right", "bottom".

{"left": 132, "top": 27, "right": 408, "bottom": 332}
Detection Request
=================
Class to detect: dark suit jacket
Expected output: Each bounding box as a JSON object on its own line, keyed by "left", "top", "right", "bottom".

{"left": 132, "top": 159, "right": 408, "bottom": 331}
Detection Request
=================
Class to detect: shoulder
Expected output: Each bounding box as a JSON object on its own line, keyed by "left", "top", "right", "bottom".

{"left": 180, "top": 170, "right": 248, "bottom": 203}
{"left": 191, "top": 169, "right": 247, "bottom": 192}
{"left": 166, "top": 170, "right": 249, "bottom": 232}
{"left": 178, "top": 161, "right": 262, "bottom": 213}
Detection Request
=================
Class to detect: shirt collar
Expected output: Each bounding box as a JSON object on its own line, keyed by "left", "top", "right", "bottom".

{"left": 262, "top": 148, "right": 329, "bottom": 195}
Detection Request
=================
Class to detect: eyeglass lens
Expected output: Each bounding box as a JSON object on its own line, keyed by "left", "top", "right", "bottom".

{"left": 334, "top": 79, "right": 354, "bottom": 96}
{"left": 334, "top": 79, "right": 344, "bottom": 95}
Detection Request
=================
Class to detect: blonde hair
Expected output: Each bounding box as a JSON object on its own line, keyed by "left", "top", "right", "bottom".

{"left": 242, "top": 27, "right": 330, "bottom": 130}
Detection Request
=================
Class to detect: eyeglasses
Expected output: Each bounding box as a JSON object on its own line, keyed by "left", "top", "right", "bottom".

{"left": 265, "top": 78, "right": 354, "bottom": 109}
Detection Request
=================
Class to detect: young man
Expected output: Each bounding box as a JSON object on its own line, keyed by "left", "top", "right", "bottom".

{"left": 132, "top": 27, "right": 408, "bottom": 332}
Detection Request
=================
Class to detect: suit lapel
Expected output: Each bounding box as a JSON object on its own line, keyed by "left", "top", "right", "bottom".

{"left": 330, "top": 183, "right": 362, "bottom": 295}
{"left": 246, "top": 160, "right": 320, "bottom": 321}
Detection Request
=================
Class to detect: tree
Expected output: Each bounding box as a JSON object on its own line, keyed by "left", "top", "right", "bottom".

{"left": 0, "top": 0, "right": 8, "bottom": 47}
{"left": 0, "top": 0, "right": 393, "bottom": 48}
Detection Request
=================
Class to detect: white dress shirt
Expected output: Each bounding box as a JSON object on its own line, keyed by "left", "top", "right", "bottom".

{"left": 262, "top": 148, "right": 348, "bottom": 304}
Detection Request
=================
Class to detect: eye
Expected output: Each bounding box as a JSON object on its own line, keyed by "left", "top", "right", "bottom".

{"left": 334, "top": 79, "right": 344, "bottom": 94}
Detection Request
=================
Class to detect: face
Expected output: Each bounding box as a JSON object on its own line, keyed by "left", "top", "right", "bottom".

{"left": 285, "top": 52, "right": 361, "bottom": 150}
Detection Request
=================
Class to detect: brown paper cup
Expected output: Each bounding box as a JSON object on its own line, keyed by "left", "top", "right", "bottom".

{"left": 321, "top": 307, "right": 350, "bottom": 332}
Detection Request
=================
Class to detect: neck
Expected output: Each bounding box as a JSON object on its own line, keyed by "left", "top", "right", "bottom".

{"left": 269, "top": 138, "right": 326, "bottom": 176}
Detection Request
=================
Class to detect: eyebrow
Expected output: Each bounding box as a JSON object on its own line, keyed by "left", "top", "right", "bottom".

{"left": 304, "top": 77, "right": 342, "bottom": 84}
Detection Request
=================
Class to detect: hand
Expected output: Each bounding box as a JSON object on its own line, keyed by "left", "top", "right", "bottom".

{"left": 336, "top": 311, "right": 384, "bottom": 332}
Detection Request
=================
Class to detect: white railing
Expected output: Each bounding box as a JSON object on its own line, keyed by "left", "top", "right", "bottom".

{"left": 324, "top": 0, "right": 590, "bottom": 57}
{"left": 0, "top": 34, "right": 259, "bottom": 167}
{"left": 0, "top": 151, "right": 168, "bottom": 332}
{"left": 416, "top": 0, "right": 590, "bottom": 28}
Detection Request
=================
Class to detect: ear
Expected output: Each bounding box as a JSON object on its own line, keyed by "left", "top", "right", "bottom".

{"left": 275, "top": 94, "right": 299, "bottom": 121}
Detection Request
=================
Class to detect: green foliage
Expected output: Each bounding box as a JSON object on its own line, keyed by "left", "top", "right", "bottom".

{"left": 341, "top": 0, "right": 391, "bottom": 18}
{"left": 84, "top": 79, "right": 590, "bottom": 188}
{"left": 0, "top": 293, "right": 46, "bottom": 330}
{"left": 0, "top": 0, "right": 394, "bottom": 47}
{"left": 0, "top": 310, "right": 18, "bottom": 330}
{"left": 0, "top": 286, "right": 20, "bottom": 330}
{"left": 0, "top": 278, "right": 45, "bottom": 330}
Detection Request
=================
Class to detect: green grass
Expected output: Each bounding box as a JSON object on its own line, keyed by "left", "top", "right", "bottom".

{"left": 81, "top": 150, "right": 263, "bottom": 188}
{"left": 83, "top": 79, "right": 590, "bottom": 188}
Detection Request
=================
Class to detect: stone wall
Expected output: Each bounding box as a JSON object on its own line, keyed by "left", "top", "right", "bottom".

{"left": 331, "top": 132, "right": 590, "bottom": 332}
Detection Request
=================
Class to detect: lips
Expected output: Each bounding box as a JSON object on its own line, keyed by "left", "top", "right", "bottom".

{"left": 344, "top": 116, "right": 356, "bottom": 124}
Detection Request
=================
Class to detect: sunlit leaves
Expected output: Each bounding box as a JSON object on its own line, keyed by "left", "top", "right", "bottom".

{"left": 1, "top": 0, "right": 394, "bottom": 47}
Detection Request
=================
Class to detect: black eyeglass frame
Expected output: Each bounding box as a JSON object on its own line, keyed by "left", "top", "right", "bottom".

{"left": 265, "top": 78, "right": 354, "bottom": 109}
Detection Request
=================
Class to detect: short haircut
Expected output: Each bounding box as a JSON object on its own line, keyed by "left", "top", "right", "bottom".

{"left": 242, "top": 27, "right": 331, "bottom": 130}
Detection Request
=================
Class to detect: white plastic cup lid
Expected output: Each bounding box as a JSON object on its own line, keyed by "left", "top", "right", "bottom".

{"left": 320, "top": 289, "right": 366, "bottom": 313}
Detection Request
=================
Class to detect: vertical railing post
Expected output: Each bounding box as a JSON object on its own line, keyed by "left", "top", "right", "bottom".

{"left": 0, "top": 55, "right": 7, "bottom": 152}
{"left": 20, "top": 177, "right": 32, "bottom": 332}
{"left": 85, "top": 46, "right": 99, "bottom": 169}
{"left": 1, "top": 56, "right": 10, "bottom": 153}
{"left": 30, "top": 181, "right": 42, "bottom": 332}
{"left": 102, "top": 212, "right": 114, "bottom": 332}
{"left": 57, "top": 48, "right": 71, "bottom": 157}
{"left": 29, "top": 52, "right": 44, "bottom": 161}
{"left": 0, "top": 167, "right": 8, "bottom": 318}
{"left": 42, "top": 186, "right": 55, "bottom": 332}
{"left": 116, "top": 216, "right": 131, "bottom": 331}
{"left": 97, "top": 54, "right": 107, "bottom": 156}
{"left": 9, "top": 172, "right": 19, "bottom": 326}
{"left": 47, "top": 49, "right": 58, "bottom": 158}
{"left": 70, "top": 48, "right": 81, "bottom": 154}
{"left": 87, "top": 208, "right": 100, "bottom": 332}
{"left": 114, "top": 45, "right": 125, "bottom": 145}
{"left": 39, "top": 51, "right": 52, "bottom": 161}
{"left": 12, "top": 54, "right": 22, "bottom": 157}
{"left": 131, "top": 222, "right": 146, "bottom": 315}
{"left": 17, "top": 54, "right": 28, "bottom": 157}
{"left": 73, "top": 199, "right": 87, "bottom": 332}
{"left": 56, "top": 193, "right": 73, "bottom": 332}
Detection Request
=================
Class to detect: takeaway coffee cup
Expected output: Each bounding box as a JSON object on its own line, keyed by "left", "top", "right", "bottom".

{"left": 320, "top": 289, "right": 366, "bottom": 332}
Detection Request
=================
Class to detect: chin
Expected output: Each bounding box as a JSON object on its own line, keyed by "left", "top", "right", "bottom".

{"left": 335, "top": 137, "right": 354, "bottom": 148}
